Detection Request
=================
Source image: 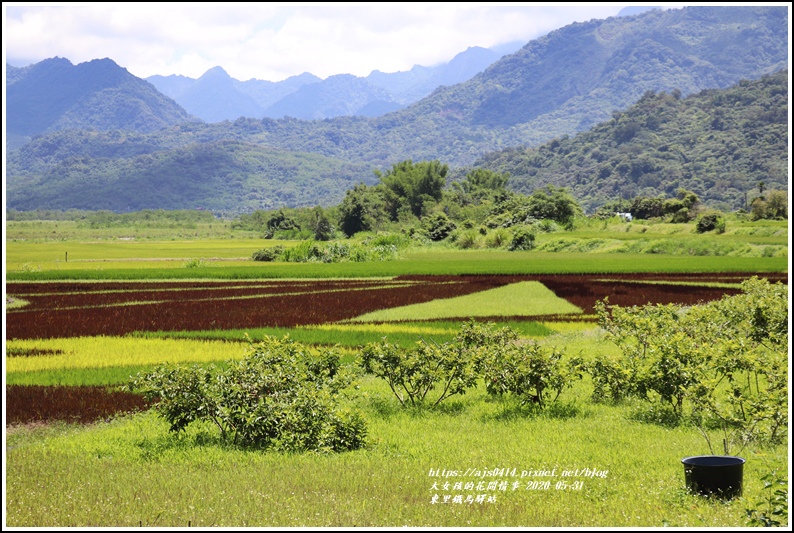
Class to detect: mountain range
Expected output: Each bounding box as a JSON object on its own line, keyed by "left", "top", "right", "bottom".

{"left": 6, "top": 57, "right": 196, "bottom": 150}
{"left": 146, "top": 42, "right": 524, "bottom": 123}
{"left": 5, "top": 5, "right": 789, "bottom": 215}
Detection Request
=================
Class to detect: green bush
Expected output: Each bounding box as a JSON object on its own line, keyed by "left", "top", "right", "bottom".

{"left": 508, "top": 225, "right": 536, "bottom": 251}
{"left": 358, "top": 320, "right": 512, "bottom": 407}
{"left": 360, "top": 320, "right": 580, "bottom": 410}
{"left": 422, "top": 212, "right": 456, "bottom": 241}
{"left": 252, "top": 246, "right": 285, "bottom": 262}
{"left": 585, "top": 354, "right": 641, "bottom": 403}
{"left": 595, "top": 278, "right": 788, "bottom": 453}
{"left": 360, "top": 338, "right": 478, "bottom": 408}
{"left": 454, "top": 228, "right": 481, "bottom": 249}
{"left": 183, "top": 258, "right": 208, "bottom": 268}
{"left": 128, "top": 336, "right": 367, "bottom": 452}
{"left": 476, "top": 340, "right": 580, "bottom": 407}
{"left": 484, "top": 228, "right": 511, "bottom": 248}
{"left": 254, "top": 241, "right": 399, "bottom": 264}
{"left": 695, "top": 211, "right": 726, "bottom": 233}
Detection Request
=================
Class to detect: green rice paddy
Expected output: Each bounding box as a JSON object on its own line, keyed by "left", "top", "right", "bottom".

{"left": 349, "top": 281, "right": 582, "bottom": 322}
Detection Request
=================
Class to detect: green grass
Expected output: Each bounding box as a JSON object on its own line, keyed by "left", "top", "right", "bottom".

{"left": 349, "top": 281, "right": 582, "bottom": 322}
{"left": 5, "top": 238, "right": 292, "bottom": 269}
{"left": 5, "top": 322, "right": 786, "bottom": 527}
{"left": 5, "top": 378, "right": 787, "bottom": 527}
{"left": 4, "top": 220, "right": 258, "bottom": 242}
{"left": 133, "top": 320, "right": 556, "bottom": 349}
{"left": 5, "top": 365, "right": 165, "bottom": 386}
{"left": 7, "top": 252, "right": 787, "bottom": 280}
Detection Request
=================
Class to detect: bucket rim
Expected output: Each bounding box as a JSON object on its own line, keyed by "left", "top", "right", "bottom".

{"left": 681, "top": 455, "right": 746, "bottom": 466}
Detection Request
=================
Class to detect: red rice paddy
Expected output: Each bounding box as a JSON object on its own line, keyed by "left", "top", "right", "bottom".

{"left": 7, "top": 273, "right": 783, "bottom": 340}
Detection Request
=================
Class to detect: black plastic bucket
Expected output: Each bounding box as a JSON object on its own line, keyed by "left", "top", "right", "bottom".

{"left": 681, "top": 455, "right": 745, "bottom": 498}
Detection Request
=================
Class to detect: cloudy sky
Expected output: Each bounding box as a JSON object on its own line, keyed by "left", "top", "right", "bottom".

{"left": 4, "top": 3, "right": 685, "bottom": 82}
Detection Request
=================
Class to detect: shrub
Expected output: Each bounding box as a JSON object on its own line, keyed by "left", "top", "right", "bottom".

{"left": 252, "top": 246, "right": 285, "bottom": 262}
{"left": 360, "top": 320, "right": 581, "bottom": 410}
{"left": 366, "top": 233, "right": 411, "bottom": 249}
{"left": 358, "top": 320, "right": 512, "bottom": 407}
{"left": 128, "top": 336, "right": 367, "bottom": 452}
{"left": 695, "top": 211, "right": 725, "bottom": 233}
{"left": 360, "top": 339, "right": 478, "bottom": 407}
{"left": 255, "top": 241, "right": 399, "bottom": 264}
{"left": 183, "top": 258, "right": 208, "bottom": 268}
{"left": 484, "top": 228, "right": 511, "bottom": 248}
{"left": 537, "top": 219, "right": 558, "bottom": 233}
{"left": 454, "top": 228, "right": 481, "bottom": 249}
{"left": 585, "top": 354, "right": 640, "bottom": 403}
{"left": 422, "top": 212, "right": 457, "bottom": 241}
{"left": 595, "top": 278, "right": 788, "bottom": 453}
{"left": 476, "top": 341, "right": 580, "bottom": 407}
{"left": 508, "top": 226, "right": 536, "bottom": 251}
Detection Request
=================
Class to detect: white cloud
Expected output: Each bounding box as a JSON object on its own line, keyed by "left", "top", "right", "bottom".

{"left": 4, "top": 3, "right": 679, "bottom": 82}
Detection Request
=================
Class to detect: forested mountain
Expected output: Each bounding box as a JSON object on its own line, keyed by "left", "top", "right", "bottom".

{"left": 141, "top": 5, "right": 787, "bottom": 169}
{"left": 470, "top": 70, "right": 789, "bottom": 213}
{"left": 234, "top": 73, "right": 323, "bottom": 110}
{"left": 5, "top": 57, "right": 196, "bottom": 149}
{"left": 6, "top": 6, "right": 789, "bottom": 214}
{"left": 6, "top": 140, "right": 374, "bottom": 215}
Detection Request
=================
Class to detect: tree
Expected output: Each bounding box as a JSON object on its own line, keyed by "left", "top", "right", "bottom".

{"left": 630, "top": 196, "right": 664, "bottom": 219}
{"left": 376, "top": 159, "right": 448, "bottom": 219}
{"left": 421, "top": 212, "right": 456, "bottom": 241}
{"left": 751, "top": 190, "right": 787, "bottom": 220}
{"left": 450, "top": 168, "right": 510, "bottom": 205}
{"left": 695, "top": 210, "right": 726, "bottom": 233}
{"left": 337, "top": 184, "right": 385, "bottom": 237}
{"left": 526, "top": 184, "right": 582, "bottom": 224}
{"left": 310, "top": 206, "right": 334, "bottom": 241}
{"left": 676, "top": 188, "right": 700, "bottom": 209}
{"left": 264, "top": 209, "right": 300, "bottom": 238}
{"left": 765, "top": 190, "right": 788, "bottom": 219}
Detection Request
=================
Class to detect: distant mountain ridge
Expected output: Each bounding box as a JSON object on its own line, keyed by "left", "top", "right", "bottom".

{"left": 145, "top": 42, "right": 524, "bottom": 122}
{"left": 6, "top": 57, "right": 196, "bottom": 148}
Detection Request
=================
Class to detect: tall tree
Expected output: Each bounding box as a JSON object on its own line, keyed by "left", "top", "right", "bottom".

{"left": 337, "top": 184, "right": 385, "bottom": 237}
{"left": 376, "top": 160, "right": 448, "bottom": 219}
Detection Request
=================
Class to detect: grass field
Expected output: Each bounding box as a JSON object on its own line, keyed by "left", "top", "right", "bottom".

{"left": 4, "top": 221, "right": 790, "bottom": 528}
{"left": 6, "top": 365, "right": 788, "bottom": 527}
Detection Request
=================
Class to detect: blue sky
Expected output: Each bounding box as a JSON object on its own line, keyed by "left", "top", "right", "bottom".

{"left": 3, "top": 3, "right": 686, "bottom": 81}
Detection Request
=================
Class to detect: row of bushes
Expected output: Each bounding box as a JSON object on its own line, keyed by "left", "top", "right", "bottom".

{"left": 128, "top": 278, "right": 786, "bottom": 456}
{"left": 252, "top": 241, "right": 399, "bottom": 263}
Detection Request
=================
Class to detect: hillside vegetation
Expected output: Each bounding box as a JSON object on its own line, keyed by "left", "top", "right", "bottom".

{"left": 7, "top": 70, "right": 787, "bottom": 215}
{"left": 472, "top": 70, "right": 788, "bottom": 212}
{"left": 7, "top": 140, "right": 374, "bottom": 215}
